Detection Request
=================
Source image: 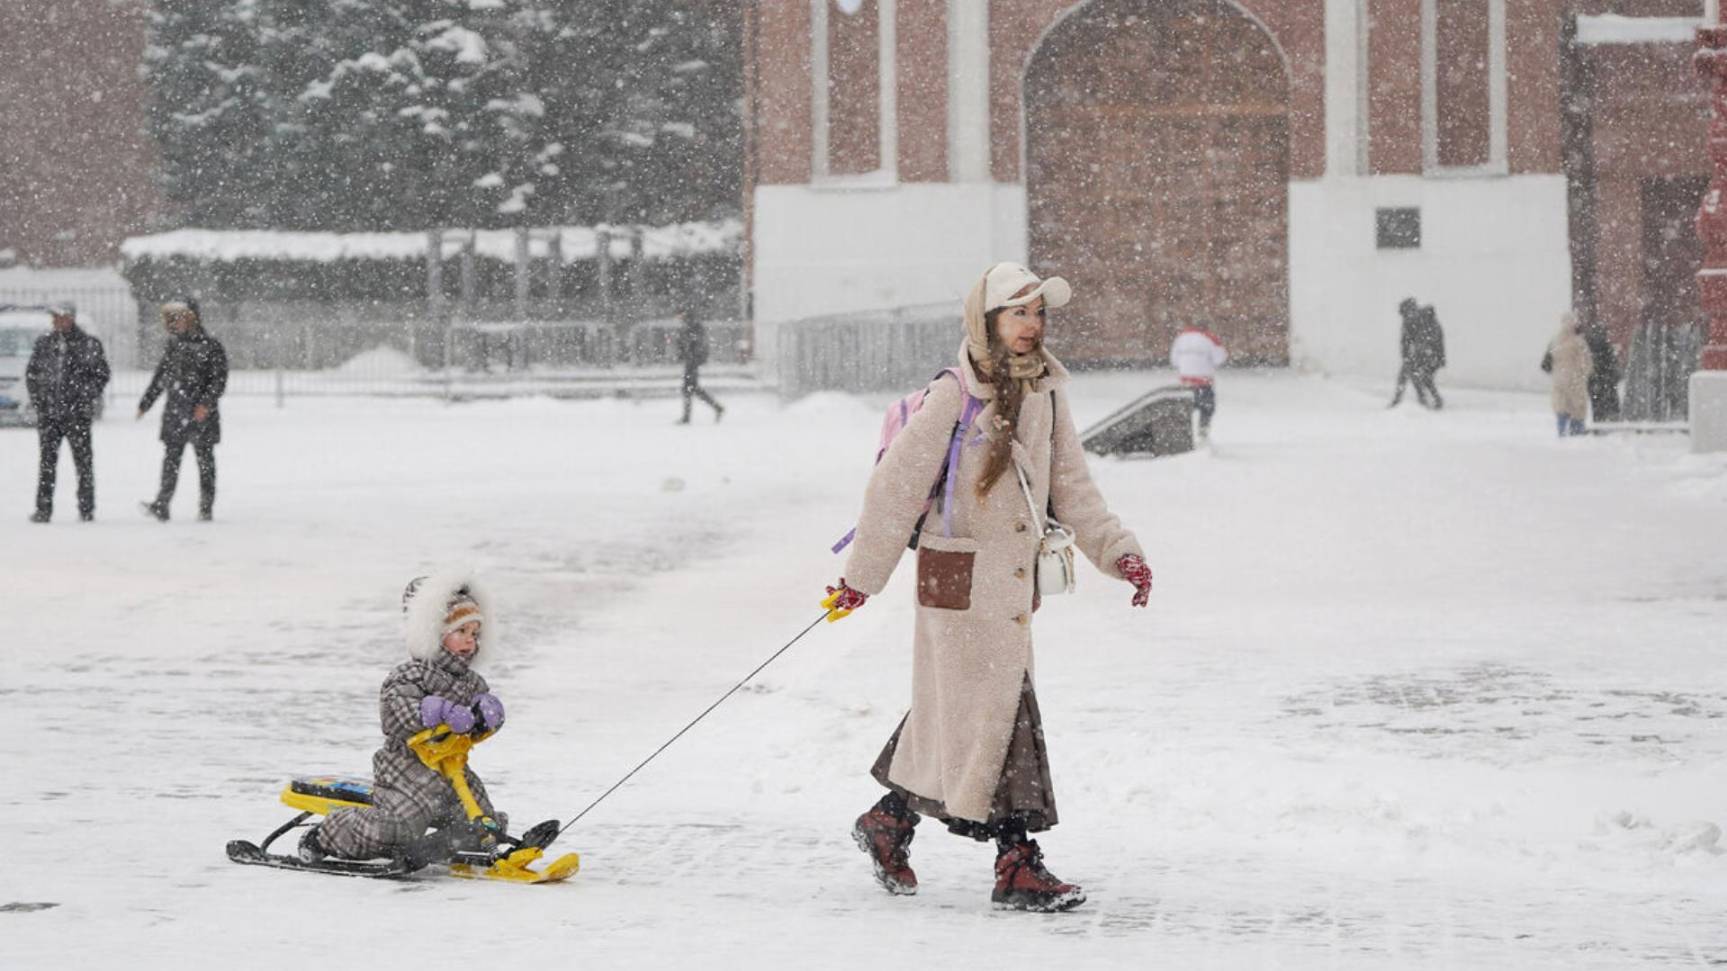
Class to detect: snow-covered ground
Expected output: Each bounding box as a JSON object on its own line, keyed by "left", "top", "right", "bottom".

{"left": 4, "top": 371, "right": 1726, "bottom": 968}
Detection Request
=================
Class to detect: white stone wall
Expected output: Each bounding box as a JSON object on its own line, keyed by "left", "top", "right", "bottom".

{"left": 753, "top": 172, "right": 1573, "bottom": 391}
{"left": 1288, "top": 174, "right": 1573, "bottom": 391}
{"left": 751, "top": 181, "right": 1027, "bottom": 325}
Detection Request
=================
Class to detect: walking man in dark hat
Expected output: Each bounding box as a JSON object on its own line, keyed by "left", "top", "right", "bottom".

{"left": 27, "top": 303, "right": 110, "bottom": 522}
{"left": 139, "top": 297, "right": 228, "bottom": 522}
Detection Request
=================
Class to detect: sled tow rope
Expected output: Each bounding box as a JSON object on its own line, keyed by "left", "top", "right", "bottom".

{"left": 553, "top": 611, "right": 829, "bottom": 841}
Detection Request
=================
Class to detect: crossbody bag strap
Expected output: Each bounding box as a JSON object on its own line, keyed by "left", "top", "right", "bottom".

{"left": 1012, "top": 388, "right": 1062, "bottom": 529}
{"left": 1015, "top": 461, "right": 1044, "bottom": 532}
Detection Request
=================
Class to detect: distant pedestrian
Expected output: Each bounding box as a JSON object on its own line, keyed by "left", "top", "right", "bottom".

{"left": 26, "top": 302, "right": 110, "bottom": 522}
{"left": 138, "top": 297, "right": 228, "bottom": 521}
{"left": 674, "top": 307, "right": 723, "bottom": 424}
{"left": 1388, "top": 298, "right": 1445, "bottom": 410}
{"left": 1169, "top": 324, "right": 1227, "bottom": 443}
{"left": 1544, "top": 311, "right": 1593, "bottom": 437}
{"left": 1583, "top": 326, "right": 1621, "bottom": 422}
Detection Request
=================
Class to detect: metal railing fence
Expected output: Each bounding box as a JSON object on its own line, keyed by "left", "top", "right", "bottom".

{"left": 775, "top": 303, "right": 958, "bottom": 399}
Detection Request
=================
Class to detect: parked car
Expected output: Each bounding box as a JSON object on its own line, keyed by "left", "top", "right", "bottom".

{"left": 0, "top": 306, "right": 109, "bottom": 427}
{"left": 0, "top": 308, "right": 50, "bottom": 426}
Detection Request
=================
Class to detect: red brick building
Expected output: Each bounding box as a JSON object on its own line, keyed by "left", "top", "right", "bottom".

{"left": 0, "top": 0, "right": 160, "bottom": 267}
{"left": 744, "top": 0, "right": 1713, "bottom": 388}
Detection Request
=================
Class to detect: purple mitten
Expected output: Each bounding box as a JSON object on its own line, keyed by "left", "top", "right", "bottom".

{"left": 472, "top": 693, "right": 506, "bottom": 734}
{"left": 419, "top": 695, "right": 476, "bottom": 733}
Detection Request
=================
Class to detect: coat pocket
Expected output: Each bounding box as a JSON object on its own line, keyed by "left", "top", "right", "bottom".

{"left": 916, "top": 535, "right": 977, "bottom": 610}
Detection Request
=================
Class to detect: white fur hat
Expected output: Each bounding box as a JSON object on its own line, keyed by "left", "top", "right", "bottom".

{"left": 401, "top": 571, "right": 499, "bottom": 669}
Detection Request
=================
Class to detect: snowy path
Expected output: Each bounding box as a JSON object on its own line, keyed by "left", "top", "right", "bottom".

{"left": 4, "top": 372, "right": 1726, "bottom": 968}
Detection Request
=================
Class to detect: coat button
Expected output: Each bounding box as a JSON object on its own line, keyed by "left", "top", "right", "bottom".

{"left": 1014, "top": 567, "right": 1027, "bottom": 579}
{"left": 1015, "top": 522, "right": 1028, "bottom": 533}
{"left": 1013, "top": 614, "right": 1028, "bottom": 626}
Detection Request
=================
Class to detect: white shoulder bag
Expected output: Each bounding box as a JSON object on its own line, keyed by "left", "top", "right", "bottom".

{"left": 1016, "top": 462, "right": 1076, "bottom": 597}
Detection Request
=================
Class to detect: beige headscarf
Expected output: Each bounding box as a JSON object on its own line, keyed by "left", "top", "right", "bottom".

{"left": 963, "top": 272, "right": 1048, "bottom": 392}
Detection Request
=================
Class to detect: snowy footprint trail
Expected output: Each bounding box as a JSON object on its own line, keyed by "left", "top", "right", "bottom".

{"left": 5, "top": 375, "right": 1727, "bottom": 968}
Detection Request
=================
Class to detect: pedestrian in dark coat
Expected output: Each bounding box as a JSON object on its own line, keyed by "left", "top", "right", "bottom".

{"left": 26, "top": 303, "right": 110, "bottom": 522}
{"left": 674, "top": 307, "right": 723, "bottom": 424}
{"left": 1388, "top": 298, "right": 1445, "bottom": 409}
{"left": 1583, "top": 326, "right": 1622, "bottom": 422}
{"left": 304, "top": 573, "right": 511, "bottom": 867}
{"left": 138, "top": 298, "right": 228, "bottom": 521}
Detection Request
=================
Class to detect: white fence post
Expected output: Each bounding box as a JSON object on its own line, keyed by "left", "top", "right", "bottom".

{"left": 514, "top": 226, "right": 531, "bottom": 320}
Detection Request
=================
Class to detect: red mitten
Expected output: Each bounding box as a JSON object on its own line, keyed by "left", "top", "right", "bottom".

{"left": 1117, "top": 554, "right": 1153, "bottom": 607}
{"left": 822, "top": 579, "right": 869, "bottom": 622}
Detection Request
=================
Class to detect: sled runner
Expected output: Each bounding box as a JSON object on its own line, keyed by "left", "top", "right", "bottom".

{"left": 226, "top": 725, "right": 579, "bottom": 884}
{"left": 1079, "top": 385, "right": 1196, "bottom": 457}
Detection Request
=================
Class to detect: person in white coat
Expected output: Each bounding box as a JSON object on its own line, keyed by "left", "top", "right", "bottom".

{"left": 1169, "top": 325, "right": 1228, "bottom": 441}
{"left": 822, "top": 262, "right": 1154, "bottom": 913}
{"left": 1544, "top": 312, "right": 1594, "bottom": 436}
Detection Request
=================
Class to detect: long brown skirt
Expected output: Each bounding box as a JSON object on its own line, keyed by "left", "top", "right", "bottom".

{"left": 870, "top": 675, "right": 1059, "bottom": 833}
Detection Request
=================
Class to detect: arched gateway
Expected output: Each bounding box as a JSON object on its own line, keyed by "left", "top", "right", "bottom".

{"left": 1025, "top": 0, "right": 1291, "bottom": 366}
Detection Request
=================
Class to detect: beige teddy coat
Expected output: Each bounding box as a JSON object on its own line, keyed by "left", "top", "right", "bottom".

{"left": 1548, "top": 325, "right": 1593, "bottom": 418}
{"left": 843, "top": 339, "right": 1143, "bottom": 823}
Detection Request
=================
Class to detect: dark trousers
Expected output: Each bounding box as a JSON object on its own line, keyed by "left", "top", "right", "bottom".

{"left": 37, "top": 420, "right": 95, "bottom": 517}
{"left": 680, "top": 367, "right": 721, "bottom": 422}
{"left": 1191, "top": 384, "right": 1217, "bottom": 431}
{"left": 873, "top": 791, "right": 1033, "bottom": 852}
{"left": 155, "top": 438, "right": 216, "bottom": 514}
{"left": 1390, "top": 366, "right": 1443, "bottom": 409}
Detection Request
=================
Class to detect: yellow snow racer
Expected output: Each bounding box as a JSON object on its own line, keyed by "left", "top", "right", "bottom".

{"left": 226, "top": 725, "right": 579, "bottom": 884}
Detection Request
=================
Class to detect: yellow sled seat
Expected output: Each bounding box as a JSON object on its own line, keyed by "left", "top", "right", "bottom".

{"left": 282, "top": 775, "right": 374, "bottom": 816}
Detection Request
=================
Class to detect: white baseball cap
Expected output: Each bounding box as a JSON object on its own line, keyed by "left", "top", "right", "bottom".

{"left": 983, "top": 262, "right": 1071, "bottom": 313}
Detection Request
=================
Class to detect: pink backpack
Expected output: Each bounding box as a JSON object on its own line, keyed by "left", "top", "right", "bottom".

{"left": 833, "top": 368, "right": 984, "bottom": 553}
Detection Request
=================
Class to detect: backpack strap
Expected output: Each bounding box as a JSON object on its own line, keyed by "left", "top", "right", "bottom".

{"left": 918, "top": 368, "right": 978, "bottom": 547}
{"left": 834, "top": 368, "right": 977, "bottom": 555}
{"left": 940, "top": 382, "right": 983, "bottom": 539}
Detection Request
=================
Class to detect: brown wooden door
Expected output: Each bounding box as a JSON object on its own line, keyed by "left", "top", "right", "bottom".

{"left": 1025, "top": 0, "right": 1291, "bottom": 366}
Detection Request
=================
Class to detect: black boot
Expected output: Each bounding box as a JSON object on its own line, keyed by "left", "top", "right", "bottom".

{"left": 398, "top": 821, "right": 497, "bottom": 871}
{"left": 297, "top": 824, "right": 329, "bottom": 864}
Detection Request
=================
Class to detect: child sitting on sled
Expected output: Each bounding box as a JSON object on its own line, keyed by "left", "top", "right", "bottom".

{"left": 299, "top": 573, "right": 511, "bottom": 868}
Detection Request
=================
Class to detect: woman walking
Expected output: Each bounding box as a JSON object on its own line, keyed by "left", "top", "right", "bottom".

{"left": 1545, "top": 311, "right": 1594, "bottom": 437}
{"left": 823, "top": 262, "right": 1153, "bottom": 912}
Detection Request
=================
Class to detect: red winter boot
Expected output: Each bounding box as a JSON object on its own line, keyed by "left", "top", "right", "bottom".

{"left": 852, "top": 804, "right": 918, "bottom": 895}
{"left": 992, "top": 840, "right": 1085, "bottom": 912}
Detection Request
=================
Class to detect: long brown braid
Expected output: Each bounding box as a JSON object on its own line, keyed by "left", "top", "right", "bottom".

{"left": 974, "top": 309, "right": 1027, "bottom": 498}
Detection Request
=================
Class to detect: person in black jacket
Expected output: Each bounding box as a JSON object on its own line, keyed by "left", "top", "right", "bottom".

{"left": 138, "top": 298, "right": 228, "bottom": 522}
{"left": 675, "top": 307, "right": 723, "bottom": 424}
{"left": 1583, "top": 326, "right": 1622, "bottom": 422}
{"left": 26, "top": 303, "right": 110, "bottom": 522}
{"left": 1388, "top": 298, "right": 1445, "bottom": 410}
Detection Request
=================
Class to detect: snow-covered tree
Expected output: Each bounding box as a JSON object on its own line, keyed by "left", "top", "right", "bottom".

{"left": 145, "top": 0, "right": 277, "bottom": 226}
{"left": 145, "top": 0, "right": 741, "bottom": 231}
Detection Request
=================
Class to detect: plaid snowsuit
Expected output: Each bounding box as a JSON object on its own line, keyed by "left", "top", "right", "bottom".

{"left": 318, "top": 650, "right": 506, "bottom": 860}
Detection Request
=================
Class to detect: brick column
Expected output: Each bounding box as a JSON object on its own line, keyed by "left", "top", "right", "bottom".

{"left": 1692, "top": 23, "right": 1727, "bottom": 448}
{"left": 1695, "top": 26, "right": 1727, "bottom": 369}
